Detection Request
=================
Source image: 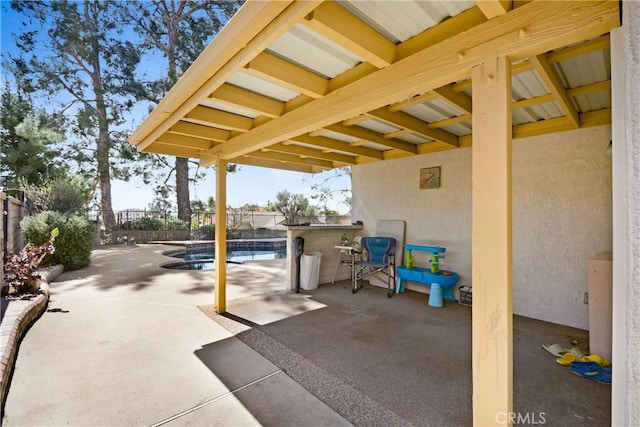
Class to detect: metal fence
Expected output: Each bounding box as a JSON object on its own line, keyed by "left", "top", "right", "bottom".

{"left": 92, "top": 209, "right": 352, "bottom": 245}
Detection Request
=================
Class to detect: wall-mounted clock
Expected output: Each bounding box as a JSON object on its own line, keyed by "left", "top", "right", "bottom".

{"left": 420, "top": 166, "right": 441, "bottom": 189}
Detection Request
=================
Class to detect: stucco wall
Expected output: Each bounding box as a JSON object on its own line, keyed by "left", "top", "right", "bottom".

{"left": 352, "top": 125, "right": 612, "bottom": 329}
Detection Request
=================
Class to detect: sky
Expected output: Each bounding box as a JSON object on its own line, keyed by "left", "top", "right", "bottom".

{"left": 0, "top": 1, "right": 352, "bottom": 214}
{"left": 110, "top": 167, "right": 351, "bottom": 213}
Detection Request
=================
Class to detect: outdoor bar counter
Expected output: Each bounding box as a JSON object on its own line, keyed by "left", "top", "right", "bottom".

{"left": 284, "top": 224, "right": 364, "bottom": 290}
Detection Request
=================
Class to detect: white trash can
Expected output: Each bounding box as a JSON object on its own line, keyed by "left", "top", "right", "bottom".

{"left": 300, "top": 251, "right": 323, "bottom": 290}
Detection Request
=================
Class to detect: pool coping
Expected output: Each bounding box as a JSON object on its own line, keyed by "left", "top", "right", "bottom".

{"left": 0, "top": 265, "right": 63, "bottom": 412}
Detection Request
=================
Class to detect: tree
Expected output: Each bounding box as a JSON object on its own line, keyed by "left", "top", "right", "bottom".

{"left": 0, "top": 82, "right": 66, "bottom": 188}
{"left": 274, "top": 191, "right": 310, "bottom": 225}
{"left": 227, "top": 205, "right": 249, "bottom": 237}
{"left": 127, "top": 0, "right": 240, "bottom": 223}
{"left": 191, "top": 196, "right": 215, "bottom": 213}
{"left": 308, "top": 167, "right": 353, "bottom": 214}
{"left": 10, "top": 0, "right": 141, "bottom": 229}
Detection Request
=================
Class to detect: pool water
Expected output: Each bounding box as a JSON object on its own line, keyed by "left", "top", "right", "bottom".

{"left": 163, "top": 249, "right": 286, "bottom": 270}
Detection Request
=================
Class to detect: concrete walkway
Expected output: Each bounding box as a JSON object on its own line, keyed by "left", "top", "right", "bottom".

{"left": 2, "top": 244, "right": 349, "bottom": 426}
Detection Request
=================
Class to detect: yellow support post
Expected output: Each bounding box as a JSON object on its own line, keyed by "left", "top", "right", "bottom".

{"left": 214, "top": 158, "right": 227, "bottom": 314}
{"left": 471, "top": 55, "right": 513, "bottom": 426}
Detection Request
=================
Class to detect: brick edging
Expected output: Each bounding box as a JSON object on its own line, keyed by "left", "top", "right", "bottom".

{"left": 0, "top": 265, "right": 63, "bottom": 412}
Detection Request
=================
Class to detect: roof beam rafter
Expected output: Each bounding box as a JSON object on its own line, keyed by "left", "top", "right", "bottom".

{"left": 432, "top": 84, "right": 473, "bottom": 114}
{"left": 451, "top": 34, "right": 611, "bottom": 93}
{"left": 367, "top": 107, "right": 459, "bottom": 147}
{"left": 290, "top": 134, "right": 384, "bottom": 160}
{"left": 475, "top": 0, "right": 512, "bottom": 19}
{"left": 156, "top": 133, "right": 216, "bottom": 151}
{"left": 247, "top": 150, "right": 335, "bottom": 169}
{"left": 168, "top": 121, "right": 231, "bottom": 142}
{"left": 185, "top": 106, "right": 254, "bottom": 132}
{"left": 131, "top": 0, "right": 321, "bottom": 151}
{"left": 210, "top": 83, "right": 285, "bottom": 118}
{"left": 324, "top": 123, "right": 419, "bottom": 154}
{"left": 202, "top": 0, "right": 617, "bottom": 165}
{"left": 302, "top": 1, "right": 396, "bottom": 68}
{"left": 234, "top": 156, "right": 317, "bottom": 173}
{"left": 529, "top": 54, "right": 579, "bottom": 128}
{"left": 244, "top": 51, "right": 328, "bottom": 98}
{"left": 144, "top": 142, "right": 202, "bottom": 159}
{"left": 267, "top": 142, "right": 358, "bottom": 165}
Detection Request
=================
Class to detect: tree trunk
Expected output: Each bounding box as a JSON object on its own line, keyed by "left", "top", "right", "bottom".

{"left": 87, "top": 1, "right": 115, "bottom": 230}
{"left": 175, "top": 157, "right": 190, "bottom": 223}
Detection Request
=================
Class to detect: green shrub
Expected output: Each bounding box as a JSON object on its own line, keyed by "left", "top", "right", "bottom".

{"left": 21, "top": 210, "right": 95, "bottom": 270}
{"left": 113, "top": 216, "right": 188, "bottom": 231}
{"left": 48, "top": 179, "right": 88, "bottom": 214}
{"left": 19, "top": 177, "right": 90, "bottom": 215}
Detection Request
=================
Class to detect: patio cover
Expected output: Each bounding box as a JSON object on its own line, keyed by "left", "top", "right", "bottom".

{"left": 129, "top": 1, "right": 620, "bottom": 425}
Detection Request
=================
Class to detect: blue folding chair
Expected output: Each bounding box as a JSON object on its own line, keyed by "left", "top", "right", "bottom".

{"left": 352, "top": 237, "right": 397, "bottom": 298}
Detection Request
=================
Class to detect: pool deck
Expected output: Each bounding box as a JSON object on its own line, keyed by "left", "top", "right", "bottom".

{"left": 2, "top": 243, "right": 611, "bottom": 426}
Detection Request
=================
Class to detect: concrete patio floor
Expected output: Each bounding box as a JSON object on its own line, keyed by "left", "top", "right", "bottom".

{"left": 2, "top": 244, "right": 610, "bottom": 426}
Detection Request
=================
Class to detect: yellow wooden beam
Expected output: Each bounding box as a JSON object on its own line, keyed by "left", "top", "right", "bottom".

{"left": 244, "top": 51, "right": 328, "bottom": 98}
{"left": 291, "top": 134, "right": 384, "bottom": 160}
{"left": 168, "top": 121, "right": 230, "bottom": 142}
{"left": 267, "top": 143, "right": 358, "bottom": 165}
{"left": 511, "top": 93, "right": 555, "bottom": 110}
{"left": 547, "top": 34, "right": 610, "bottom": 63}
{"left": 433, "top": 84, "right": 473, "bottom": 114}
{"left": 207, "top": 1, "right": 618, "bottom": 163}
{"left": 452, "top": 34, "right": 611, "bottom": 94}
{"left": 567, "top": 80, "right": 611, "bottom": 97}
{"left": 367, "top": 107, "right": 459, "bottom": 147}
{"left": 580, "top": 108, "right": 611, "bottom": 128}
{"left": 342, "top": 115, "right": 370, "bottom": 127}
{"left": 530, "top": 54, "right": 579, "bottom": 128}
{"left": 324, "top": 124, "right": 418, "bottom": 154}
{"left": 210, "top": 83, "right": 285, "bottom": 118}
{"left": 186, "top": 106, "right": 254, "bottom": 131}
{"left": 328, "top": 63, "right": 379, "bottom": 93}
{"left": 248, "top": 150, "right": 335, "bottom": 169}
{"left": 383, "top": 129, "right": 414, "bottom": 139}
{"left": 416, "top": 141, "right": 459, "bottom": 155}
{"left": 234, "top": 156, "right": 316, "bottom": 173}
{"left": 397, "top": 6, "right": 488, "bottom": 60}
{"left": 156, "top": 133, "right": 216, "bottom": 150}
{"left": 284, "top": 94, "right": 315, "bottom": 113}
{"left": 214, "top": 158, "right": 227, "bottom": 314}
{"left": 143, "top": 142, "right": 201, "bottom": 159}
{"left": 302, "top": 1, "right": 396, "bottom": 68}
{"left": 472, "top": 55, "right": 513, "bottom": 426}
{"left": 132, "top": 1, "right": 319, "bottom": 151}
{"left": 513, "top": 117, "right": 573, "bottom": 138}
{"left": 475, "top": 0, "right": 512, "bottom": 19}
{"left": 388, "top": 92, "right": 440, "bottom": 112}
{"left": 429, "top": 114, "right": 472, "bottom": 129}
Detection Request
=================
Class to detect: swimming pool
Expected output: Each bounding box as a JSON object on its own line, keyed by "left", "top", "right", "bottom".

{"left": 161, "top": 239, "right": 287, "bottom": 270}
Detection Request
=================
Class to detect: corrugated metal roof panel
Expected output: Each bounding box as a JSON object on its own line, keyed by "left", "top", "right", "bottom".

{"left": 512, "top": 101, "right": 564, "bottom": 125}
{"left": 401, "top": 100, "right": 462, "bottom": 123}
{"left": 512, "top": 70, "right": 549, "bottom": 100}
{"left": 356, "top": 119, "right": 401, "bottom": 135}
{"left": 321, "top": 131, "right": 358, "bottom": 143}
{"left": 555, "top": 49, "right": 610, "bottom": 88}
{"left": 199, "top": 99, "right": 260, "bottom": 119}
{"left": 227, "top": 71, "right": 301, "bottom": 102}
{"left": 340, "top": 0, "right": 476, "bottom": 43}
{"left": 268, "top": 24, "right": 362, "bottom": 79}
{"left": 554, "top": 48, "right": 611, "bottom": 113}
{"left": 441, "top": 122, "right": 472, "bottom": 136}
{"left": 573, "top": 92, "right": 611, "bottom": 112}
{"left": 398, "top": 133, "right": 431, "bottom": 144}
